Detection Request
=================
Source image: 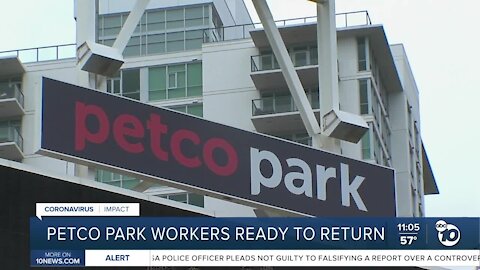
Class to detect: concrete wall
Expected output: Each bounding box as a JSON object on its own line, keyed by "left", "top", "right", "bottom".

{"left": 203, "top": 39, "right": 258, "bottom": 131}
{"left": 21, "top": 59, "right": 78, "bottom": 176}
{"left": 201, "top": 39, "right": 262, "bottom": 217}
{"left": 389, "top": 90, "right": 413, "bottom": 216}
{"left": 391, "top": 44, "right": 425, "bottom": 216}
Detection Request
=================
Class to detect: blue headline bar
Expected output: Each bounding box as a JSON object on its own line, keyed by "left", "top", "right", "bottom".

{"left": 30, "top": 217, "right": 479, "bottom": 250}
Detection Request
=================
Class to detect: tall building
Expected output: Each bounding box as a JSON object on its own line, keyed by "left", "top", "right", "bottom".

{"left": 0, "top": 0, "right": 438, "bottom": 217}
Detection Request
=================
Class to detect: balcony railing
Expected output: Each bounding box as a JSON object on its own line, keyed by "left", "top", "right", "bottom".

{"left": 294, "top": 136, "right": 312, "bottom": 146}
{"left": 251, "top": 51, "right": 317, "bottom": 72}
{"left": 336, "top": 10, "right": 372, "bottom": 28}
{"left": 204, "top": 10, "right": 372, "bottom": 43}
{"left": 0, "top": 82, "right": 24, "bottom": 107}
{"left": 0, "top": 44, "right": 76, "bottom": 64}
{"left": 0, "top": 126, "right": 23, "bottom": 151}
{"left": 252, "top": 94, "right": 319, "bottom": 116}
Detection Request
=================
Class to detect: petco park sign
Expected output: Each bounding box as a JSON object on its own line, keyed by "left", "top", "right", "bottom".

{"left": 40, "top": 78, "right": 396, "bottom": 217}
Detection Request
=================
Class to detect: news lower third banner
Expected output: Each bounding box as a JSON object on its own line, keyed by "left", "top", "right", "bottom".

{"left": 30, "top": 216, "right": 479, "bottom": 267}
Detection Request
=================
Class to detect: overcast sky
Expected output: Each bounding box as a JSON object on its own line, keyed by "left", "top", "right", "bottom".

{"left": 0, "top": 0, "right": 478, "bottom": 218}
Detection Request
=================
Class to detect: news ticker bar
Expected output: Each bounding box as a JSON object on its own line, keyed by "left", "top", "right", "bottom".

{"left": 31, "top": 250, "right": 480, "bottom": 267}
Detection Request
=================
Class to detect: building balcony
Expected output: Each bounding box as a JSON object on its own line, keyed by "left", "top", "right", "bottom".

{"left": 203, "top": 11, "right": 372, "bottom": 44}
{"left": 0, "top": 82, "right": 25, "bottom": 118}
{"left": 0, "top": 126, "right": 24, "bottom": 161}
{"left": 251, "top": 94, "right": 320, "bottom": 133}
{"left": 250, "top": 53, "right": 318, "bottom": 91}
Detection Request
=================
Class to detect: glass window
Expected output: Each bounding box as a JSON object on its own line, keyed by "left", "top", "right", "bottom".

{"left": 212, "top": 6, "right": 222, "bottom": 29}
{"left": 96, "top": 170, "right": 141, "bottom": 189}
{"left": 186, "top": 18, "right": 204, "bottom": 28}
{"left": 166, "top": 9, "right": 184, "bottom": 29}
{"left": 100, "top": 38, "right": 115, "bottom": 47}
{"left": 103, "top": 26, "right": 121, "bottom": 37}
{"left": 276, "top": 133, "right": 311, "bottom": 146}
{"left": 185, "top": 38, "right": 202, "bottom": 50}
{"left": 185, "top": 6, "right": 208, "bottom": 27}
{"left": 185, "top": 6, "right": 204, "bottom": 19}
{"left": 293, "top": 133, "right": 311, "bottom": 146}
{"left": 169, "top": 104, "right": 203, "bottom": 118}
{"left": 166, "top": 31, "right": 185, "bottom": 52}
{"left": 124, "top": 36, "right": 142, "bottom": 57}
{"left": 374, "top": 132, "right": 383, "bottom": 164}
{"left": 98, "top": 4, "right": 215, "bottom": 57}
{"left": 185, "top": 6, "right": 206, "bottom": 28}
{"left": 171, "top": 106, "right": 187, "bottom": 113}
{"left": 167, "top": 64, "right": 186, "bottom": 99}
{"left": 149, "top": 66, "right": 166, "bottom": 101}
{"left": 293, "top": 47, "right": 308, "bottom": 67}
{"left": 148, "top": 10, "right": 165, "bottom": 31}
{"left": 0, "top": 79, "right": 21, "bottom": 99}
{"left": 122, "top": 178, "right": 141, "bottom": 189}
{"left": 357, "top": 37, "right": 367, "bottom": 71}
{"left": 260, "top": 93, "right": 274, "bottom": 114}
{"left": 149, "top": 63, "right": 202, "bottom": 100}
{"left": 187, "top": 62, "right": 202, "bottom": 97}
{"left": 309, "top": 46, "right": 318, "bottom": 65}
{"left": 166, "top": 8, "right": 184, "bottom": 21}
{"left": 100, "top": 15, "right": 123, "bottom": 37}
{"left": 188, "top": 104, "right": 203, "bottom": 117}
{"left": 107, "top": 79, "right": 121, "bottom": 94}
{"left": 148, "top": 10, "right": 165, "bottom": 23}
{"left": 104, "top": 15, "right": 122, "bottom": 29}
{"left": 361, "top": 128, "right": 372, "bottom": 160}
{"left": 185, "top": 30, "right": 203, "bottom": 50}
{"left": 309, "top": 90, "right": 320, "bottom": 109}
{"left": 260, "top": 54, "right": 273, "bottom": 70}
{"left": 107, "top": 72, "right": 120, "bottom": 94}
{"left": 107, "top": 70, "right": 141, "bottom": 100}
{"left": 0, "top": 119, "right": 21, "bottom": 143}
{"left": 189, "top": 193, "right": 204, "bottom": 207}
{"left": 168, "top": 73, "right": 177, "bottom": 89}
{"left": 168, "top": 65, "right": 185, "bottom": 85}
{"left": 185, "top": 30, "right": 202, "bottom": 40}
{"left": 359, "top": 79, "right": 369, "bottom": 114}
{"left": 122, "top": 69, "right": 140, "bottom": 100}
{"left": 275, "top": 94, "right": 293, "bottom": 113}
{"left": 147, "top": 33, "right": 165, "bottom": 54}
{"left": 169, "top": 193, "right": 188, "bottom": 203}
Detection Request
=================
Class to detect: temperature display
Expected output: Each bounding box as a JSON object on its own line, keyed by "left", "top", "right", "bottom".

{"left": 397, "top": 223, "right": 420, "bottom": 246}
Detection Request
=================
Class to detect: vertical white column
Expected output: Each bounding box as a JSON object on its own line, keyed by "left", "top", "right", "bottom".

{"left": 75, "top": 0, "right": 97, "bottom": 179}
{"left": 316, "top": 0, "right": 340, "bottom": 153}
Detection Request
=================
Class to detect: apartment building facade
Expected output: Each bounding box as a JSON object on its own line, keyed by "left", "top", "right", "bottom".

{"left": 0, "top": 0, "right": 438, "bottom": 217}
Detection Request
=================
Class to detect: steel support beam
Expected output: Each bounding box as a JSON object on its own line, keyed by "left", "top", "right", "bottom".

{"left": 113, "top": 0, "right": 151, "bottom": 52}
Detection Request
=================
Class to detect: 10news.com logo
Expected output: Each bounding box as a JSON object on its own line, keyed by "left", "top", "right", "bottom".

{"left": 435, "top": 220, "right": 461, "bottom": 247}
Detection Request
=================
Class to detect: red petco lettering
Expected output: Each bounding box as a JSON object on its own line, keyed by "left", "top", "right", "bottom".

{"left": 74, "top": 101, "right": 238, "bottom": 176}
